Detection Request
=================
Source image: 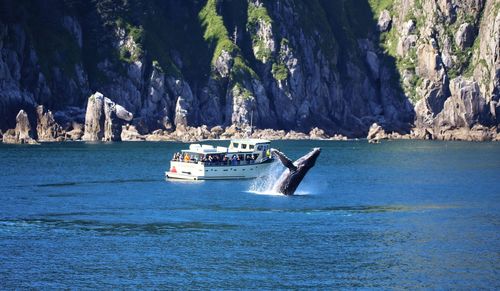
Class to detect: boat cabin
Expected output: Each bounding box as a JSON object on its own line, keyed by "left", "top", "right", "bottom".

{"left": 167, "top": 139, "right": 274, "bottom": 180}
{"left": 171, "top": 139, "right": 272, "bottom": 166}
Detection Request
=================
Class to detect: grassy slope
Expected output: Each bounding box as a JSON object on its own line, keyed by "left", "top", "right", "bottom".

{"left": 199, "top": 0, "right": 258, "bottom": 96}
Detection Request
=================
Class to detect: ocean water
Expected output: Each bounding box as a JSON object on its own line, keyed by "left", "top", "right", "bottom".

{"left": 0, "top": 140, "right": 499, "bottom": 289}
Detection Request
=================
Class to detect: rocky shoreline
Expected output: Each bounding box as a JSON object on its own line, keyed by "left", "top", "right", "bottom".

{"left": 2, "top": 92, "right": 498, "bottom": 144}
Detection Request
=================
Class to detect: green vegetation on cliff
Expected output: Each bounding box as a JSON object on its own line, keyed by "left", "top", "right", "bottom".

{"left": 199, "top": 0, "right": 260, "bottom": 98}
{"left": 199, "top": 0, "right": 238, "bottom": 65}
{"left": 247, "top": 2, "right": 273, "bottom": 62}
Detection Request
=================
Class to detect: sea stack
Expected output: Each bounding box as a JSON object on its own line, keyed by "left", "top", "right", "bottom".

{"left": 82, "top": 92, "right": 133, "bottom": 142}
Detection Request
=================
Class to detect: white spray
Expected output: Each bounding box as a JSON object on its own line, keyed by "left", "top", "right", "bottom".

{"left": 248, "top": 161, "right": 284, "bottom": 195}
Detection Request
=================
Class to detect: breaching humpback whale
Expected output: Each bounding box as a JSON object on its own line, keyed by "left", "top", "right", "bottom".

{"left": 271, "top": 148, "right": 321, "bottom": 195}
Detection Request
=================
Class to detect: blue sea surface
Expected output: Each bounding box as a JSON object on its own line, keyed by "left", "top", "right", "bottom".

{"left": 0, "top": 140, "right": 499, "bottom": 289}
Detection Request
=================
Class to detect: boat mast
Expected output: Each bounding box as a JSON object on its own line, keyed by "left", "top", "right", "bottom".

{"left": 250, "top": 110, "right": 253, "bottom": 133}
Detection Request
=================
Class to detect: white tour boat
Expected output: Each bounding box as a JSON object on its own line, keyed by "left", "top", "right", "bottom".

{"left": 165, "top": 139, "right": 275, "bottom": 180}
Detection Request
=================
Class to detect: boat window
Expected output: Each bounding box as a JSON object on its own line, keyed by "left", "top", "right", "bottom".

{"left": 241, "top": 144, "right": 247, "bottom": 150}
{"left": 257, "top": 145, "right": 262, "bottom": 150}
{"left": 249, "top": 145, "right": 254, "bottom": 150}
{"left": 233, "top": 142, "right": 239, "bottom": 148}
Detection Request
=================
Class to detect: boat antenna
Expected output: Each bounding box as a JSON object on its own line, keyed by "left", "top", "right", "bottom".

{"left": 250, "top": 110, "right": 253, "bottom": 136}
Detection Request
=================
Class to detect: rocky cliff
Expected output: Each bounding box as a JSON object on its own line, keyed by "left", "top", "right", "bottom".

{"left": 375, "top": 0, "right": 499, "bottom": 139}
{"left": 0, "top": 0, "right": 498, "bottom": 140}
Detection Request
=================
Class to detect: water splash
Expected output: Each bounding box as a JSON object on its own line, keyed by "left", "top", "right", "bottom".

{"left": 248, "top": 161, "right": 286, "bottom": 195}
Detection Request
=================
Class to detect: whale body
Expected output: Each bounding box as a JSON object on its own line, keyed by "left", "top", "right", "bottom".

{"left": 271, "top": 148, "right": 321, "bottom": 195}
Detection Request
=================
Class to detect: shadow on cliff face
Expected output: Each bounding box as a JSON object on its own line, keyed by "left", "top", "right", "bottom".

{"left": 0, "top": 0, "right": 416, "bottom": 136}
{"left": 320, "top": 0, "right": 415, "bottom": 134}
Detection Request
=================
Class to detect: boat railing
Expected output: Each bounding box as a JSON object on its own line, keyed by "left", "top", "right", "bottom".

{"left": 171, "top": 158, "right": 265, "bottom": 166}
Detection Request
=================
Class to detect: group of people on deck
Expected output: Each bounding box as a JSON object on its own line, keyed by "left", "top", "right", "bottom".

{"left": 171, "top": 152, "right": 259, "bottom": 166}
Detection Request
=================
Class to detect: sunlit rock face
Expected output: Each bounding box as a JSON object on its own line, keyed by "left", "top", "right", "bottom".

{"left": 82, "top": 92, "right": 133, "bottom": 142}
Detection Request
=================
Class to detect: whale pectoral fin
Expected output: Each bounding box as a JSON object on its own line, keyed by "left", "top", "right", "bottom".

{"left": 271, "top": 149, "right": 297, "bottom": 171}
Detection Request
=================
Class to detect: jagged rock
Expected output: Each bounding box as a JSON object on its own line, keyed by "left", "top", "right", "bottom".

{"left": 397, "top": 34, "right": 418, "bottom": 56}
{"left": 195, "top": 125, "right": 211, "bottom": 140}
{"left": 494, "top": 131, "right": 500, "bottom": 141}
{"left": 65, "top": 122, "right": 84, "bottom": 141}
{"left": 14, "top": 109, "right": 36, "bottom": 144}
{"left": 329, "top": 134, "right": 348, "bottom": 141}
{"left": 455, "top": 23, "right": 475, "bottom": 49}
{"left": 434, "top": 77, "right": 484, "bottom": 129}
{"left": 121, "top": 125, "right": 145, "bottom": 141}
{"left": 82, "top": 92, "right": 133, "bottom": 142}
{"left": 2, "top": 129, "right": 17, "bottom": 144}
{"left": 411, "top": 127, "right": 434, "bottom": 140}
{"left": 210, "top": 125, "right": 224, "bottom": 139}
{"left": 417, "top": 44, "right": 441, "bottom": 79}
{"left": 251, "top": 128, "right": 287, "bottom": 140}
{"left": 2, "top": 110, "right": 37, "bottom": 144}
{"left": 170, "top": 78, "right": 195, "bottom": 130}
{"left": 378, "top": 10, "right": 392, "bottom": 32}
{"left": 221, "top": 124, "right": 240, "bottom": 139}
{"left": 285, "top": 130, "right": 309, "bottom": 140}
{"left": 402, "top": 20, "right": 416, "bottom": 35}
{"left": 103, "top": 98, "right": 133, "bottom": 141}
{"left": 434, "top": 124, "right": 495, "bottom": 141}
{"left": 215, "top": 50, "right": 233, "bottom": 78}
{"left": 82, "top": 92, "right": 105, "bottom": 141}
{"left": 309, "top": 127, "right": 327, "bottom": 139}
{"left": 473, "top": 0, "right": 500, "bottom": 105}
{"left": 145, "top": 129, "right": 171, "bottom": 142}
{"left": 36, "top": 105, "right": 64, "bottom": 142}
{"left": 367, "top": 123, "right": 388, "bottom": 143}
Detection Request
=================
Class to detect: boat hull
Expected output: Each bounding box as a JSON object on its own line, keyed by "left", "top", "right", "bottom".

{"left": 166, "top": 160, "right": 274, "bottom": 180}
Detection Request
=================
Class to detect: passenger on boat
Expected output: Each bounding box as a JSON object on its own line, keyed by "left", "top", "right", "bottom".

{"left": 245, "top": 154, "right": 254, "bottom": 164}
{"left": 184, "top": 153, "right": 190, "bottom": 162}
{"left": 172, "top": 152, "right": 182, "bottom": 161}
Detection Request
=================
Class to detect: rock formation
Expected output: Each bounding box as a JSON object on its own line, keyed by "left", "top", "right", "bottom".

{"left": 36, "top": 105, "right": 64, "bottom": 142}
{"left": 380, "top": 0, "right": 499, "bottom": 140}
{"left": 65, "top": 123, "right": 84, "bottom": 141}
{"left": 0, "top": 0, "right": 498, "bottom": 142}
{"left": 367, "top": 123, "right": 388, "bottom": 143}
{"left": 121, "top": 125, "right": 145, "bottom": 141}
{"left": 2, "top": 110, "right": 37, "bottom": 144}
{"left": 82, "top": 92, "right": 133, "bottom": 141}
